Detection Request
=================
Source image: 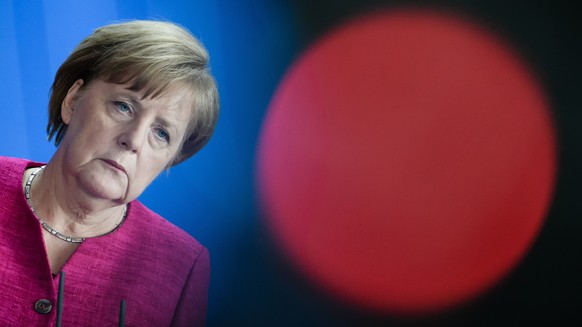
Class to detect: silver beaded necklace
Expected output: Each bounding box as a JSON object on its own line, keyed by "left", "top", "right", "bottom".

{"left": 24, "top": 165, "right": 127, "bottom": 243}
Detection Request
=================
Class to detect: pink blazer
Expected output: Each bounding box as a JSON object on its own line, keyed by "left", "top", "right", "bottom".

{"left": 0, "top": 156, "right": 210, "bottom": 326}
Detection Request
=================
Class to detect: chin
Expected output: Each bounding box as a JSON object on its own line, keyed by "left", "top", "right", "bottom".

{"left": 80, "top": 181, "right": 126, "bottom": 201}
{"left": 77, "top": 169, "right": 128, "bottom": 200}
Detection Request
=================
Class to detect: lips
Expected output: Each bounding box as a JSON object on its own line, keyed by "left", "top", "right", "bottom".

{"left": 101, "top": 159, "right": 127, "bottom": 174}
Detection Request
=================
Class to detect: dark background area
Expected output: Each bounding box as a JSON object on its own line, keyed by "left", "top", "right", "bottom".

{"left": 221, "top": 1, "right": 582, "bottom": 326}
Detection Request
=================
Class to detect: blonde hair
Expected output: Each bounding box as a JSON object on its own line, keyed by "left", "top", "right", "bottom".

{"left": 47, "top": 20, "right": 219, "bottom": 166}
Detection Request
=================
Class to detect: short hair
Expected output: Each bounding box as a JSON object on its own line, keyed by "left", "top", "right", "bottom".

{"left": 47, "top": 20, "right": 219, "bottom": 166}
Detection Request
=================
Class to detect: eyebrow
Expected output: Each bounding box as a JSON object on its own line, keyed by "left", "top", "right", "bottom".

{"left": 118, "top": 89, "right": 143, "bottom": 109}
{"left": 155, "top": 116, "right": 178, "bottom": 135}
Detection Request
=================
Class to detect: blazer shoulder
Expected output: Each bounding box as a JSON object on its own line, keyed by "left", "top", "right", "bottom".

{"left": 126, "top": 201, "right": 207, "bottom": 261}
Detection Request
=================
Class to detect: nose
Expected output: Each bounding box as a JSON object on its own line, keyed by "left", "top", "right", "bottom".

{"left": 118, "top": 122, "right": 148, "bottom": 153}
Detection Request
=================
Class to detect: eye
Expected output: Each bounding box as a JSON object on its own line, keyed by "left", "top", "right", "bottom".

{"left": 113, "top": 101, "right": 132, "bottom": 115}
{"left": 154, "top": 127, "right": 170, "bottom": 143}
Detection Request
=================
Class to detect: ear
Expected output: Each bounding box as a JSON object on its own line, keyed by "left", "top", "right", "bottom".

{"left": 61, "top": 79, "right": 85, "bottom": 124}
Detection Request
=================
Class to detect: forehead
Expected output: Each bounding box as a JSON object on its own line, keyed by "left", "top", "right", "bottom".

{"left": 90, "top": 79, "right": 194, "bottom": 114}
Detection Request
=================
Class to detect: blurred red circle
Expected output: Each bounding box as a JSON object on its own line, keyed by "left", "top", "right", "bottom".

{"left": 257, "top": 10, "right": 556, "bottom": 314}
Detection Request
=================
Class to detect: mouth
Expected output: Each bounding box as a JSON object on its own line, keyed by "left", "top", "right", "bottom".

{"left": 101, "top": 159, "right": 127, "bottom": 174}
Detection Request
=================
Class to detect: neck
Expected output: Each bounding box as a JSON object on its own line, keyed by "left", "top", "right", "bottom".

{"left": 26, "top": 163, "right": 127, "bottom": 239}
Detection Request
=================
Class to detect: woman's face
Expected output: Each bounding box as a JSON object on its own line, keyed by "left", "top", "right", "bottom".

{"left": 58, "top": 79, "right": 193, "bottom": 205}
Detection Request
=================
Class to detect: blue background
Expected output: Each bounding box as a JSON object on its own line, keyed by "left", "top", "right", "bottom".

{"left": 1, "top": 1, "right": 580, "bottom": 326}
{"left": 0, "top": 0, "right": 300, "bottom": 325}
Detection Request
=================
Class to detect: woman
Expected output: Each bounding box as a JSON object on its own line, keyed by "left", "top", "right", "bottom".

{"left": 0, "top": 20, "right": 218, "bottom": 326}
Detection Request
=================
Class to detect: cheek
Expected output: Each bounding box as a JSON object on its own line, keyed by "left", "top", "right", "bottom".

{"left": 159, "top": 144, "right": 182, "bottom": 167}
{"left": 67, "top": 114, "right": 112, "bottom": 144}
